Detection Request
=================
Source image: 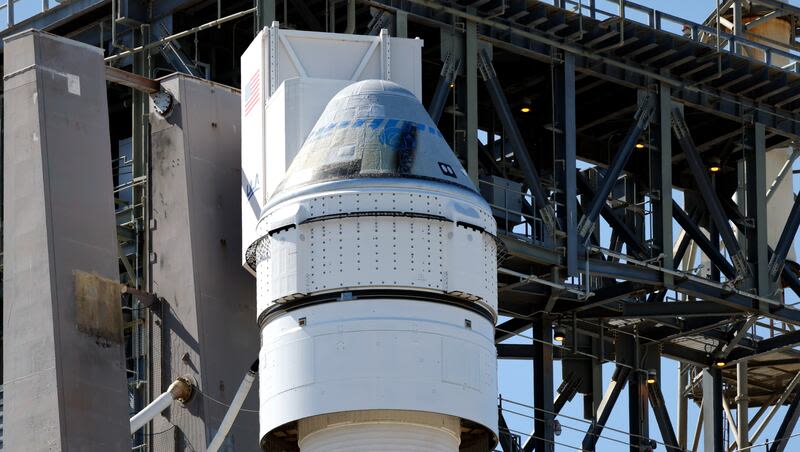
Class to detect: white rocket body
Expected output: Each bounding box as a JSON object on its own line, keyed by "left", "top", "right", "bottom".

{"left": 247, "top": 80, "right": 498, "bottom": 451}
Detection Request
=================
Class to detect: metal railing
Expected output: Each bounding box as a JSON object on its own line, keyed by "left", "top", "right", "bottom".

{"left": 478, "top": 177, "right": 547, "bottom": 245}
{"left": 0, "top": 0, "right": 59, "bottom": 31}
{"left": 550, "top": 0, "right": 800, "bottom": 72}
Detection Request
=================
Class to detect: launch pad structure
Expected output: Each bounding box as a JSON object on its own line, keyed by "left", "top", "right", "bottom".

{"left": 5, "top": 0, "right": 800, "bottom": 451}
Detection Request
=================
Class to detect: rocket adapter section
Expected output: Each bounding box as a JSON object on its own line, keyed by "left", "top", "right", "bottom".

{"left": 248, "top": 80, "right": 499, "bottom": 451}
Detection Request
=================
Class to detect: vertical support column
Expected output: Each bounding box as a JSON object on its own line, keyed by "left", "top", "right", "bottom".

{"left": 3, "top": 30, "right": 129, "bottom": 451}
{"left": 6, "top": 0, "right": 13, "bottom": 28}
{"left": 257, "top": 0, "right": 276, "bottom": 29}
{"left": 533, "top": 316, "right": 555, "bottom": 452}
{"left": 588, "top": 334, "right": 604, "bottom": 421}
{"left": 732, "top": 0, "right": 743, "bottom": 54}
{"left": 677, "top": 364, "right": 689, "bottom": 450}
{"left": 553, "top": 52, "right": 578, "bottom": 276}
{"left": 625, "top": 338, "right": 649, "bottom": 452}
{"left": 653, "top": 82, "right": 673, "bottom": 286}
{"left": 737, "top": 362, "right": 750, "bottom": 449}
{"left": 465, "top": 9, "right": 479, "bottom": 185}
{"left": 702, "top": 368, "right": 724, "bottom": 452}
{"left": 710, "top": 214, "right": 721, "bottom": 283}
{"left": 629, "top": 369, "right": 649, "bottom": 452}
{"left": 132, "top": 25, "right": 150, "bottom": 289}
{"left": 396, "top": 10, "right": 408, "bottom": 38}
{"left": 744, "top": 122, "right": 770, "bottom": 306}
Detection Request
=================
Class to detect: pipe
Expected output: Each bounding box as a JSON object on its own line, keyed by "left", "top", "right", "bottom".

{"left": 344, "top": 0, "right": 356, "bottom": 33}
{"left": 207, "top": 360, "right": 259, "bottom": 452}
{"left": 111, "top": 0, "right": 117, "bottom": 49}
{"left": 130, "top": 377, "right": 193, "bottom": 434}
{"left": 737, "top": 361, "right": 750, "bottom": 449}
{"left": 106, "top": 7, "right": 256, "bottom": 63}
{"left": 677, "top": 364, "right": 688, "bottom": 449}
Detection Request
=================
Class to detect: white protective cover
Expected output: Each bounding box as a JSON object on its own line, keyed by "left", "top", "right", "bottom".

{"left": 259, "top": 299, "right": 498, "bottom": 440}
{"left": 241, "top": 25, "right": 424, "bottom": 271}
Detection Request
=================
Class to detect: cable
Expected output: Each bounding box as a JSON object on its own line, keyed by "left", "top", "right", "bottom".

{"left": 500, "top": 396, "right": 686, "bottom": 451}
{"left": 198, "top": 389, "right": 259, "bottom": 414}
{"left": 501, "top": 406, "right": 634, "bottom": 448}
{"left": 737, "top": 430, "right": 800, "bottom": 451}
{"left": 142, "top": 423, "right": 176, "bottom": 436}
{"left": 501, "top": 424, "right": 584, "bottom": 451}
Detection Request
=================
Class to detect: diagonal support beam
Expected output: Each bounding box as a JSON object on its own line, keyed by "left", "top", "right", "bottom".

{"left": 554, "top": 52, "right": 578, "bottom": 276}
{"left": 554, "top": 373, "right": 581, "bottom": 415}
{"left": 671, "top": 108, "right": 749, "bottom": 277}
{"left": 751, "top": 371, "right": 800, "bottom": 446}
{"left": 427, "top": 53, "right": 460, "bottom": 124}
{"left": 768, "top": 191, "right": 800, "bottom": 280}
{"left": 648, "top": 383, "right": 680, "bottom": 452}
{"left": 719, "top": 316, "right": 757, "bottom": 358}
{"left": 672, "top": 202, "right": 737, "bottom": 280}
{"left": 577, "top": 96, "right": 654, "bottom": 238}
{"left": 782, "top": 263, "right": 800, "bottom": 298}
{"left": 478, "top": 48, "right": 557, "bottom": 231}
{"left": 576, "top": 171, "right": 649, "bottom": 259}
{"left": 523, "top": 373, "right": 581, "bottom": 452}
{"left": 767, "top": 387, "right": 800, "bottom": 452}
{"left": 582, "top": 365, "right": 631, "bottom": 451}
{"left": 496, "top": 318, "right": 532, "bottom": 342}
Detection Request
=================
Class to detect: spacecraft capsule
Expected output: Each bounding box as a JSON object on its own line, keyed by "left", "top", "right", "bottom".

{"left": 251, "top": 80, "right": 498, "bottom": 451}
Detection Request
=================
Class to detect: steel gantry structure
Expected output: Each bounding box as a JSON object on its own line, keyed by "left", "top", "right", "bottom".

{"left": 4, "top": 0, "right": 800, "bottom": 451}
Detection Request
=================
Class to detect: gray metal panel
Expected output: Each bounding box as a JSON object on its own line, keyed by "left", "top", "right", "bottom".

{"left": 150, "top": 74, "right": 259, "bottom": 451}
{"left": 3, "top": 30, "right": 129, "bottom": 451}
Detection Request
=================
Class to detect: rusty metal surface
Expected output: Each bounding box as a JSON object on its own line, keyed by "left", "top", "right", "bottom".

{"left": 73, "top": 271, "right": 123, "bottom": 343}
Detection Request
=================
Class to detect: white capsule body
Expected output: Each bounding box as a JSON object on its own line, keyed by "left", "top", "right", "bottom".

{"left": 252, "top": 80, "right": 498, "bottom": 451}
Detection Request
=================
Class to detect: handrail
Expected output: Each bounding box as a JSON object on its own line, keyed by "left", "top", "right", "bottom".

{"left": 552, "top": 0, "right": 800, "bottom": 72}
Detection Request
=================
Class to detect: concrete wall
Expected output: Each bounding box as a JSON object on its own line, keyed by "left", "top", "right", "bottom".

{"left": 149, "top": 74, "right": 259, "bottom": 451}
{"left": 2, "top": 30, "right": 129, "bottom": 451}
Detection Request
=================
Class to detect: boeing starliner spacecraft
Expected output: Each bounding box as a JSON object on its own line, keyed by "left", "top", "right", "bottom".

{"left": 245, "top": 78, "right": 499, "bottom": 451}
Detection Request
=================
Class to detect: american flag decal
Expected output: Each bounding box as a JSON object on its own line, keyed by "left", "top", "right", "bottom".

{"left": 244, "top": 71, "right": 260, "bottom": 116}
